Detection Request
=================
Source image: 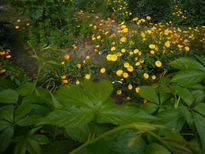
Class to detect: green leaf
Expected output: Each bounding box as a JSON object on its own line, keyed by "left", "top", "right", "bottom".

{"left": 56, "top": 85, "right": 93, "bottom": 109}
{"left": 49, "top": 92, "right": 63, "bottom": 109}
{"left": 15, "top": 101, "right": 32, "bottom": 122}
{"left": 42, "top": 141, "right": 74, "bottom": 154}
{"left": 0, "top": 120, "right": 10, "bottom": 132}
{"left": 156, "top": 109, "right": 185, "bottom": 131}
{"left": 195, "top": 55, "right": 205, "bottom": 67}
{"left": 65, "top": 124, "right": 90, "bottom": 142}
{"left": 140, "top": 103, "right": 158, "bottom": 114}
{"left": 0, "top": 89, "right": 18, "bottom": 104}
{"left": 192, "top": 90, "right": 205, "bottom": 104}
{"left": 139, "top": 86, "right": 159, "bottom": 104}
{"left": 194, "top": 103, "right": 205, "bottom": 117}
{"left": 17, "top": 82, "right": 35, "bottom": 96}
{"left": 0, "top": 105, "right": 14, "bottom": 122}
{"left": 179, "top": 106, "right": 194, "bottom": 129}
{"left": 97, "top": 100, "right": 157, "bottom": 125}
{"left": 171, "top": 70, "right": 205, "bottom": 85}
{"left": 38, "top": 106, "right": 94, "bottom": 128}
{"left": 175, "top": 86, "right": 194, "bottom": 106}
{"left": 170, "top": 57, "right": 205, "bottom": 72}
{"left": 159, "top": 92, "right": 171, "bottom": 104}
{"left": 0, "top": 126, "right": 14, "bottom": 152}
{"left": 84, "top": 80, "right": 113, "bottom": 108}
{"left": 30, "top": 135, "right": 49, "bottom": 145}
{"left": 145, "top": 143, "right": 171, "bottom": 154}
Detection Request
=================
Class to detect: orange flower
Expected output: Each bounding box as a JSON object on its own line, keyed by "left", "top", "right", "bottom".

{"left": 64, "top": 54, "right": 70, "bottom": 60}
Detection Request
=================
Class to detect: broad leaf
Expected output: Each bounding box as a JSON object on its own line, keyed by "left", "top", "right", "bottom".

{"left": 17, "top": 82, "right": 35, "bottom": 96}
{"left": 175, "top": 86, "right": 194, "bottom": 106}
{"left": 193, "top": 103, "right": 205, "bottom": 116}
{"left": 0, "top": 89, "right": 18, "bottom": 104}
{"left": 0, "top": 126, "right": 14, "bottom": 152}
{"left": 193, "top": 113, "right": 205, "bottom": 153}
{"left": 145, "top": 143, "right": 171, "bottom": 154}
{"left": 195, "top": 55, "right": 205, "bottom": 67}
{"left": 139, "top": 86, "right": 159, "bottom": 104}
{"left": 97, "top": 100, "right": 157, "bottom": 125}
{"left": 0, "top": 105, "right": 14, "bottom": 122}
{"left": 171, "top": 70, "right": 205, "bottom": 85}
{"left": 38, "top": 106, "right": 94, "bottom": 128}
{"left": 65, "top": 124, "right": 90, "bottom": 142}
{"left": 179, "top": 106, "right": 194, "bottom": 129}
{"left": 140, "top": 103, "right": 158, "bottom": 114}
{"left": 0, "top": 120, "right": 10, "bottom": 132}
{"left": 84, "top": 80, "right": 113, "bottom": 108}
{"left": 15, "top": 101, "right": 32, "bottom": 122}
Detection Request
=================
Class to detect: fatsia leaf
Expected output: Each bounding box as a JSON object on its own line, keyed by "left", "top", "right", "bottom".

{"left": 139, "top": 86, "right": 159, "bottom": 104}
{"left": 0, "top": 126, "right": 14, "bottom": 152}
{"left": 171, "top": 70, "right": 205, "bottom": 85}
{"left": 0, "top": 89, "right": 18, "bottom": 104}
{"left": 97, "top": 100, "right": 157, "bottom": 125}
{"left": 193, "top": 113, "right": 205, "bottom": 153}
{"left": 170, "top": 57, "right": 205, "bottom": 72}
{"left": 65, "top": 124, "right": 90, "bottom": 142}
{"left": 83, "top": 80, "right": 113, "bottom": 108}
{"left": 38, "top": 106, "right": 94, "bottom": 128}
{"left": 175, "top": 86, "right": 194, "bottom": 106}
{"left": 144, "top": 143, "right": 171, "bottom": 154}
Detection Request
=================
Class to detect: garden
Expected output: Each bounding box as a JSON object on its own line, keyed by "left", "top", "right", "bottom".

{"left": 0, "top": 0, "right": 205, "bottom": 153}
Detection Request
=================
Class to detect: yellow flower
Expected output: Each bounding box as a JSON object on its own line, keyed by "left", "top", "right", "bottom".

{"left": 106, "top": 54, "right": 112, "bottom": 61}
{"left": 165, "top": 41, "right": 171, "bottom": 47}
{"left": 100, "top": 68, "right": 106, "bottom": 73}
{"left": 141, "top": 31, "right": 146, "bottom": 38}
{"left": 134, "top": 49, "right": 139, "bottom": 54}
{"left": 146, "top": 16, "right": 151, "bottom": 20}
{"left": 64, "top": 54, "right": 70, "bottom": 60}
{"left": 185, "top": 46, "right": 190, "bottom": 51}
{"left": 150, "top": 50, "right": 155, "bottom": 54}
{"left": 133, "top": 17, "right": 138, "bottom": 21}
{"left": 120, "top": 37, "right": 127, "bottom": 43}
{"left": 6, "top": 55, "right": 11, "bottom": 58}
{"left": 152, "top": 75, "right": 156, "bottom": 80}
{"left": 61, "top": 61, "right": 65, "bottom": 65}
{"left": 86, "top": 56, "right": 90, "bottom": 59}
{"left": 155, "top": 60, "right": 162, "bottom": 67}
{"left": 85, "top": 74, "right": 91, "bottom": 79}
{"left": 17, "top": 19, "right": 21, "bottom": 23}
{"left": 143, "top": 73, "right": 149, "bottom": 79}
{"left": 124, "top": 62, "right": 129, "bottom": 68}
{"left": 126, "top": 96, "right": 131, "bottom": 100}
{"left": 121, "top": 28, "right": 128, "bottom": 33}
{"left": 97, "top": 35, "right": 101, "bottom": 39}
{"left": 63, "top": 80, "right": 68, "bottom": 84}
{"left": 149, "top": 44, "right": 155, "bottom": 49}
{"left": 116, "top": 70, "right": 123, "bottom": 76}
{"left": 127, "top": 66, "right": 133, "bottom": 72}
{"left": 128, "top": 84, "right": 133, "bottom": 90}
{"left": 135, "top": 62, "right": 140, "bottom": 66}
{"left": 111, "top": 54, "right": 118, "bottom": 61}
{"left": 116, "top": 90, "right": 122, "bottom": 95}
{"left": 15, "top": 25, "right": 20, "bottom": 29}
{"left": 26, "top": 23, "right": 30, "bottom": 26}
{"left": 61, "top": 75, "right": 66, "bottom": 79}
{"left": 123, "top": 72, "right": 129, "bottom": 78}
{"left": 77, "top": 64, "right": 81, "bottom": 69}
{"left": 111, "top": 46, "right": 116, "bottom": 51}
{"left": 76, "top": 80, "right": 80, "bottom": 85}
{"left": 144, "top": 99, "right": 148, "bottom": 104}
{"left": 121, "top": 49, "right": 126, "bottom": 53}
{"left": 135, "top": 87, "right": 140, "bottom": 93}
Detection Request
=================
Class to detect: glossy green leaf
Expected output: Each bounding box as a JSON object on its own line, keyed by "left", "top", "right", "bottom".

{"left": 195, "top": 55, "right": 205, "bottom": 67}
{"left": 170, "top": 57, "right": 205, "bottom": 72}
{"left": 179, "top": 106, "right": 194, "bottom": 129}
{"left": 0, "top": 120, "right": 10, "bottom": 132}
{"left": 193, "top": 103, "right": 205, "bottom": 116}
{"left": 17, "top": 82, "right": 35, "bottom": 96}
{"left": 0, "top": 126, "right": 14, "bottom": 152}
{"left": 38, "top": 106, "right": 94, "bottom": 128}
{"left": 139, "top": 86, "right": 159, "bottom": 104}
{"left": 140, "top": 103, "right": 158, "bottom": 114}
{"left": 145, "top": 143, "right": 171, "bottom": 154}
{"left": 0, "top": 89, "right": 18, "bottom": 104}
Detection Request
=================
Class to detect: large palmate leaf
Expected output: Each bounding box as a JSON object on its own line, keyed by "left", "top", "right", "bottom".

{"left": 0, "top": 89, "right": 18, "bottom": 104}
{"left": 97, "top": 100, "right": 157, "bottom": 125}
{"left": 170, "top": 57, "right": 205, "bottom": 72}
{"left": 15, "top": 101, "right": 32, "bottom": 122}
{"left": 139, "top": 86, "right": 159, "bottom": 104}
{"left": 0, "top": 105, "right": 14, "bottom": 122}
{"left": 145, "top": 143, "right": 171, "bottom": 154}
{"left": 175, "top": 86, "right": 194, "bottom": 106}
{"left": 38, "top": 106, "right": 94, "bottom": 128}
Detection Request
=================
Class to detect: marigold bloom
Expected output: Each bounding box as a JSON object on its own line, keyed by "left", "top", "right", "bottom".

{"left": 116, "top": 90, "right": 122, "bottom": 95}
{"left": 149, "top": 44, "right": 155, "bottom": 49}
{"left": 116, "top": 70, "right": 123, "bottom": 76}
{"left": 63, "top": 80, "right": 68, "bottom": 84}
{"left": 64, "top": 54, "right": 70, "bottom": 60}
{"left": 143, "top": 73, "right": 149, "bottom": 79}
{"left": 15, "top": 26, "right": 20, "bottom": 29}
{"left": 100, "top": 68, "right": 106, "bottom": 73}
{"left": 165, "top": 41, "right": 171, "bottom": 47}
{"left": 152, "top": 75, "right": 157, "bottom": 80}
{"left": 124, "top": 62, "right": 129, "bottom": 68}
{"left": 121, "top": 49, "right": 126, "bottom": 53}
{"left": 135, "top": 87, "right": 140, "bottom": 93}
{"left": 76, "top": 80, "right": 80, "bottom": 85}
{"left": 127, "top": 66, "right": 133, "bottom": 72}
{"left": 61, "top": 75, "right": 66, "bottom": 79}
{"left": 155, "top": 60, "right": 162, "bottom": 67}
{"left": 123, "top": 72, "right": 129, "bottom": 78}
{"left": 120, "top": 37, "right": 127, "bottom": 43}
{"left": 85, "top": 74, "right": 91, "bottom": 79}
{"left": 185, "top": 46, "right": 190, "bottom": 51}
{"left": 128, "top": 84, "right": 133, "bottom": 90}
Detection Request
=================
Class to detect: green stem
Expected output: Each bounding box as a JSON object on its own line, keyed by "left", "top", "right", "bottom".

{"left": 31, "top": 60, "right": 42, "bottom": 93}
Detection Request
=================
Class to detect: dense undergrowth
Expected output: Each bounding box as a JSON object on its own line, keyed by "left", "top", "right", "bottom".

{"left": 0, "top": 0, "right": 205, "bottom": 154}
